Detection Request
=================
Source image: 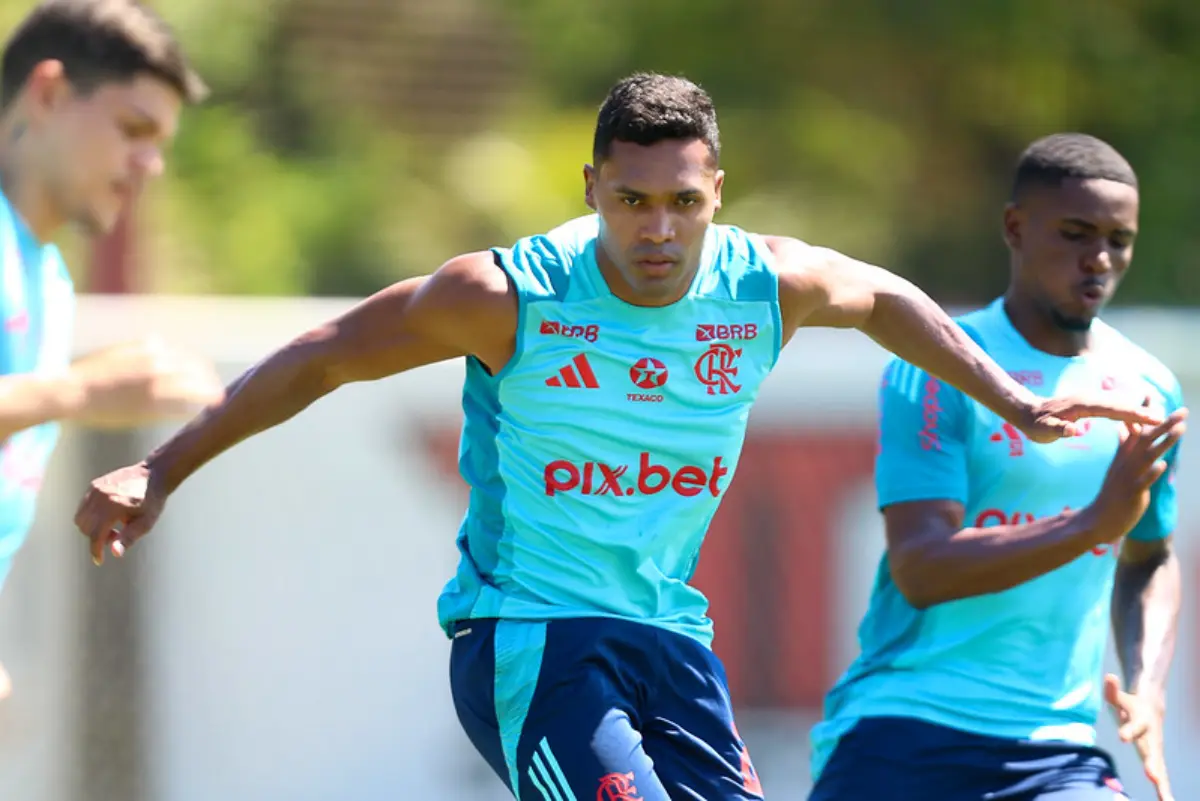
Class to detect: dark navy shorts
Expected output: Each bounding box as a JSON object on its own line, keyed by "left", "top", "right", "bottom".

{"left": 450, "top": 616, "right": 764, "bottom": 800}
{"left": 810, "top": 716, "right": 1131, "bottom": 801}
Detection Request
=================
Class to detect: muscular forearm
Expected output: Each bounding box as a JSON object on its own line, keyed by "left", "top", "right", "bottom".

{"left": 145, "top": 332, "right": 334, "bottom": 494}
{"left": 1112, "top": 551, "right": 1180, "bottom": 705}
{"left": 0, "top": 372, "right": 85, "bottom": 440}
{"left": 859, "top": 279, "right": 1036, "bottom": 427}
{"left": 893, "top": 509, "right": 1108, "bottom": 608}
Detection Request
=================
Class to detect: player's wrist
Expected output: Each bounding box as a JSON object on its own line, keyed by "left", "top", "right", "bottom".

{"left": 1007, "top": 387, "right": 1042, "bottom": 429}
{"left": 1129, "top": 680, "right": 1168, "bottom": 715}
{"left": 143, "top": 448, "right": 186, "bottom": 497}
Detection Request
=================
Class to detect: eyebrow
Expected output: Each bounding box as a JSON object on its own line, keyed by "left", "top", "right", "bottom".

{"left": 1062, "top": 217, "right": 1136, "bottom": 237}
{"left": 614, "top": 186, "right": 702, "bottom": 198}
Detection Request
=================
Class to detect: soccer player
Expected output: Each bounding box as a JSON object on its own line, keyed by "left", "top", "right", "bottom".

{"left": 74, "top": 78, "right": 1161, "bottom": 800}
{"left": 808, "top": 133, "right": 1185, "bottom": 801}
{"left": 0, "top": 0, "right": 223, "bottom": 699}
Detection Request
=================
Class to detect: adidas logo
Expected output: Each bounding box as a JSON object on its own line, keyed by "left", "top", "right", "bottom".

{"left": 546, "top": 354, "right": 600, "bottom": 389}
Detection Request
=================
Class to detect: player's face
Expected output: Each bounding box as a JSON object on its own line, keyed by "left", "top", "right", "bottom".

{"left": 584, "top": 138, "right": 723, "bottom": 305}
{"left": 1004, "top": 177, "right": 1138, "bottom": 331}
{"left": 35, "top": 67, "right": 181, "bottom": 236}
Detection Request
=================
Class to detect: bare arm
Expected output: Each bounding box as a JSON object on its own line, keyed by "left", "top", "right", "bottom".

{"left": 769, "top": 236, "right": 1160, "bottom": 439}
{"left": 0, "top": 338, "right": 223, "bottom": 440}
{"left": 0, "top": 372, "right": 86, "bottom": 440}
{"left": 885, "top": 500, "right": 1108, "bottom": 609}
{"left": 885, "top": 414, "right": 1184, "bottom": 609}
{"left": 145, "top": 254, "right": 516, "bottom": 495}
{"left": 1112, "top": 537, "right": 1180, "bottom": 709}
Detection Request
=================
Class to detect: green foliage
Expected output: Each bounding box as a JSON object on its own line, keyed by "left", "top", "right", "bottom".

{"left": 43, "top": 0, "right": 1199, "bottom": 302}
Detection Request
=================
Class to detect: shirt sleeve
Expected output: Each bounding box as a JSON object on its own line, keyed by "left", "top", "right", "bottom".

{"left": 1128, "top": 375, "right": 1184, "bottom": 542}
{"left": 875, "top": 358, "right": 971, "bottom": 509}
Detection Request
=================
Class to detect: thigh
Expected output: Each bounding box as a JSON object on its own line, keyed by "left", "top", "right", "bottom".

{"left": 642, "top": 633, "right": 764, "bottom": 800}
{"left": 518, "top": 704, "right": 666, "bottom": 801}
{"left": 514, "top": 619, "right": 671, "bottom": 801}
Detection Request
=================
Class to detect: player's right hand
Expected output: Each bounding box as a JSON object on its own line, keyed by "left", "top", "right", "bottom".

{"left": 1020, "top": 392, "right": 1166, "bottom": 444}
{"left": 1085, "top": 409, "right": 1187, "bottom": 544}
{"left": 71, "top": 337, "right": 224, "bottom": 428}
{"left": 74, "top": 462, "right": 165, "bottom": 566}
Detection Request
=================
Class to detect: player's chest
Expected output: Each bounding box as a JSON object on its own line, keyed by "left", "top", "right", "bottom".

{"left": 503, "top": 298, "right": 778, "bottom": 416}
{"left": 966, "top": 363, "right": 1161, "bottom": 483}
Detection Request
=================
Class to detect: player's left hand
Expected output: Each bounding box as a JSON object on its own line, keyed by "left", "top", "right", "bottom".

{"left": 1019, "top": 395, "right": 1165, "bottom": 444}
{"left": 1104, "top": 673, "right": 1174, "bottom": 801}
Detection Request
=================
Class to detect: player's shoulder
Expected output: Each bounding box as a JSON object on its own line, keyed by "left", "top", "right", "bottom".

{"left": 948, "top": 300, "right": 1009, "bottom": 351}
{"left": 490, "top": 214, "right": 599, "bottom": 300}
{"left": 877, "top": 302, "right": 1001, "bottom": 402}
{"left": 1092, "top": 318, "right": 1183, "bottom": 405}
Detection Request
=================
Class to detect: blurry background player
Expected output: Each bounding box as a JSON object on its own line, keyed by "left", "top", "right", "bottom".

{"left": 809, "top": 134, "right": 1186, "bottom": 801}
{"left": 74, "top": 79, "right": 1161, "bottom": 800}
{"left": 0, "top": 0, "right": 223, "bottom": 700}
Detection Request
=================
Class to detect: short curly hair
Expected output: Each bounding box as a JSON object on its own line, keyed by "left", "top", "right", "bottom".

{"left": 592, "top": 72, "right": 720, "bottom": 165}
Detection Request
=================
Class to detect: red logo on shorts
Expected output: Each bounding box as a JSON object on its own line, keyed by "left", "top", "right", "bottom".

{"left": 597, "top": 772, "right": 642, "bottom": 801}
{"left": 1104, "top": 776, "right": 1129, "bottom": 799}
{"left": 732, "top": 722, "right": 765, "bottom": 796}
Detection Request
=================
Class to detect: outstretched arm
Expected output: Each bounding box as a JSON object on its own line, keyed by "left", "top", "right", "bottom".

{"left": 0, "top": 338, "right": 223, "bottom": 440}
{"left": 146, "top": 254, "right": 515, "bottom": 494}
{"left": 769, "top": 236, "right": 1161, "bottom": 440}
{"left": 75, "top": 252, "right": 516, "bottom": 561}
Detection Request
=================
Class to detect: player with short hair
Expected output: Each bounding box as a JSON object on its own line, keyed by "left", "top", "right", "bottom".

{"left": 74, "top": 78, "right": 1162, "bottom": 800}
{"left": 0, "top": 0, "right": 222, "bottom": 698}
{"left": 809, "top": 133, "right": 1185, "bottom": 801}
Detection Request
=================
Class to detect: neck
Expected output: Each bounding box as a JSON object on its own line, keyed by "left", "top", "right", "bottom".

{"left": 0, "top": 112, "right": 60, "bottom": 242}
{"left": 1002, "top": 291, "right": 1092, "bottom": 358}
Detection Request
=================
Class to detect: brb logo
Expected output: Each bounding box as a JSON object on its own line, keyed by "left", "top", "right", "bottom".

{"left": 694, "top": 343, "right": 742, "bottom": 395}
{"left": 539, "top": 320, "right": 599, "bottom": 343}
{"left": 696, "top": 323, "right": 757, "bottom": 342}
{"left": 544, "top": 452, "right": 728, "bottom": 498}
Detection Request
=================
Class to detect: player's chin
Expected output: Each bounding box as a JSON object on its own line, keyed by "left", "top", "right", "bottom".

{"left": 632, "top": 269, "right": 684, "bottom": 294}
{"left": 1051, "top": 305, "right": 1097, "bottom": 333}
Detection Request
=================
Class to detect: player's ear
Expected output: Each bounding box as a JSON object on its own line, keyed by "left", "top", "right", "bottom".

{"left": 713, "top": 170, "right": 724, "bottom": 212}
{"left": 583, "top": 164, "right": 597, "bottom": 211}
{"left": 1002, "top": 202, "right": 1023, "bottom": 250}
{"left": 24, "top": 59, "right": 71, "bottom": 123}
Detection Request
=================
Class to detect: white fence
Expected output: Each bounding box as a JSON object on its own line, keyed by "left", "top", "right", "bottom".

{"left": 0, "top": 294, "right": 1195, "bottom": 800}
